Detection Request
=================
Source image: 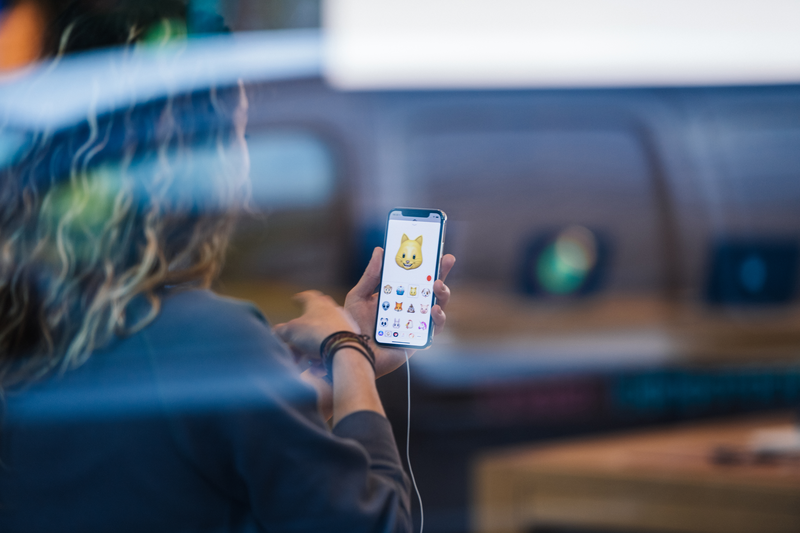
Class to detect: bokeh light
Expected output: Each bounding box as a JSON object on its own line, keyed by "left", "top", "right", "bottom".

{"left": 535, "top": 225, "right": 598, "bottom": 295}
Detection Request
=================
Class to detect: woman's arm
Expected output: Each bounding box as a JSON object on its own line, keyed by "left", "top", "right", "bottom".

{"left": 329, "top": 346, "right": 384, "bottom": 425}
{"left": 163, "top": 291, "right": 413, "bottom": 532}
{"left": 298, "top": 348, "right": 385, "bottom": 425}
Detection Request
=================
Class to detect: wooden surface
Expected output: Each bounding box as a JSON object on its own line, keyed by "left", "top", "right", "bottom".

{"left": 473, "top": 413, "right": 800, "bottom": 533}
{"left": 446, "top": 286, "right": 800, "bottom": 363}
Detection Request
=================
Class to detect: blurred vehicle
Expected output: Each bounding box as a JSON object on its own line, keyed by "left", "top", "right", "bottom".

{"left": 2, "top": 23, "right": 800, "bottom": 532}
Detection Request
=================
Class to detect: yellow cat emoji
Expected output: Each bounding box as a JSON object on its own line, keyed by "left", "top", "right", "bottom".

{"left": 395, "top": 234, "right": 423, "bottom": 270}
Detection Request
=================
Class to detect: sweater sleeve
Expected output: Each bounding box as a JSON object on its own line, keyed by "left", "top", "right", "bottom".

{"left": 151, "top": 292, "right": 412, "bottom": 533}
{"left": 232, "top": 394, "right": 413, "bottom": 533}
{"left": 333, "top": 410, "right": 407, "bottom": 479}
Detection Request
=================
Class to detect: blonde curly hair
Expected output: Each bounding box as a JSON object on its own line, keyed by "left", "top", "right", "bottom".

{"left": 0, "top": 83, "right": 249, "bottom": 388}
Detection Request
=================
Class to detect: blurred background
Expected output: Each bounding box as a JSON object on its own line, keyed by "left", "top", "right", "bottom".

{"left": 2, "top": 1, "right": 800, "bottom": 532}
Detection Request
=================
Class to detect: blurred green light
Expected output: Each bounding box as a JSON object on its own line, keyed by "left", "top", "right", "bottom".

{"left": 535, "top": 225, "right": 598, "bottom": 295}
{"left": 536, "top": 243, "right": 587, "bottom": 294}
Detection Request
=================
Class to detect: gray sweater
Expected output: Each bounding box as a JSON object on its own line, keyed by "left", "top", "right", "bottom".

{"left": 0, "top": 289, "right": 411, "bottom": 532}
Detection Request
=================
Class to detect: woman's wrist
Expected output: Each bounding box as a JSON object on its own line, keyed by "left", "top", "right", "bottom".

{"left": 320, "top": 331, "right": 375, "bottom": 380}
{"left": 317, "top": 325, "right": 358, "bottom": 345}
{"left": 331, "top": 346, "right": 383, "bottom": 426}
{"left": 332, "top": 347, "right": 376, "bottom": 380}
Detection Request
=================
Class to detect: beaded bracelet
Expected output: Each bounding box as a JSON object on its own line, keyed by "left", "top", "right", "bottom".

{"left": 319, "top": 332, "right": 376, "bottom": 381}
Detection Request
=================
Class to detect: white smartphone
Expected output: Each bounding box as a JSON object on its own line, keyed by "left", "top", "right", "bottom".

{"left": 374, "top": 208, "right": 447, "bottom": 349}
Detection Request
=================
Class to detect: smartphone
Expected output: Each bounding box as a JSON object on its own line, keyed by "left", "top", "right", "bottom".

{"left": 374, "top": 208, "right": 447, "bottom": 348}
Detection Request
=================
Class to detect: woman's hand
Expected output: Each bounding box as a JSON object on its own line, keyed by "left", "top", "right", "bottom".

{"left": 273, "top": 291, "right": 360, "bottom": 367}
{"left": 345, "top": 247, "right": 456, "bottom": 378}
{"left": 274, "top": 290, "right": 387, "bottom": 425}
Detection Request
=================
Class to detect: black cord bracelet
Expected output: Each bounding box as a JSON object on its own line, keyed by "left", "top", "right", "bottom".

{"left": 319, "top": 331, "right": 376, "bottom": 381}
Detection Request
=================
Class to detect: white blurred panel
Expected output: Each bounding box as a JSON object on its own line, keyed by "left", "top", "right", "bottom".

{"left": 324, "top": 0, "right": 800, "bottom": 88}
{"left": 0, "top": 30, "right": 322, "bottom": 130}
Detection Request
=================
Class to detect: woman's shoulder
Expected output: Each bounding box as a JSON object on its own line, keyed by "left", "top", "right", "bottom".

{"left": 117, "top": 289, "right": 307, "bottom": 413}
{"left": 141, "top": 288, "right": 273, "bottom": 347}
{"left": 3, "top": 289, "right": 298, "bottom": 424}
{"left": 114, "top": 288, "right": 297, "bottom": 381}
{"left": 160, "top": 287, "right": 269, "bottom": 324}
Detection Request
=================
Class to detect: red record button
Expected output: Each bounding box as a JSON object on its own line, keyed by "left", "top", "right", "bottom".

{"left": 426, "top": 275, "right": 431, "bottom": 281}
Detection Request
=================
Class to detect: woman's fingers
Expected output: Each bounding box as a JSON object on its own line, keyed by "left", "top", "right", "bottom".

{"left": 431, "top": 305, "right": 446, "bottom": 334}
{"left": 439, "top": 254, "right": 456, "bottom": 283}
{"left": 272, "top": 320, "right": 294, "bottom": 345}
{"left": 292, "top": 290, "right": 328, "bottom": 308}
{"left": 347, "top": 247, "right": 383, "bottom": 301}
{"left": 274, "top": 317, "right": 315, "bottom": 347}
{"left": 276, "top": 291, "right": 360, "bottom": 358}
{"left": 431, "top": 255, "right": 454, "bottom": 335}
{"left": 433, "top": 279, "right": 451, "bottom": 310}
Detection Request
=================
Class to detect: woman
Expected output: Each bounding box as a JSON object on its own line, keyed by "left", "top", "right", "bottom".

{"left": 0, "top": 79, "right": 455, "bottom": 531}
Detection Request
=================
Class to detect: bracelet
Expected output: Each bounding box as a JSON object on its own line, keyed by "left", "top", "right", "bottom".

{"left": 320, "top": 331, "right": 376, "bottom": 381}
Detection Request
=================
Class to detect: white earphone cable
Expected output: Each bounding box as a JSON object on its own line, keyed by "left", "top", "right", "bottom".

{"left": 404, "top": 349, "right": 423, "bottom": 533}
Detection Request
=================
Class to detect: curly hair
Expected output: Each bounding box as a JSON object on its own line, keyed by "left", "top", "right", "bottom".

{"left": 0, "top": 82, "right": 250, "bottom": 388}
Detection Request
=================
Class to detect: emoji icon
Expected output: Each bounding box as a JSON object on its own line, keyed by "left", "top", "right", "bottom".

{"left": 383, "top": 285, "right": 392, "bottom": 294}
{"left": 396, "top": 286, "right": 405, "bottom": 295}
{"left": 395, "top": 234, "right": 423, "bottom": 270}
{"left": 420, "top": 304, "right": 429, "bottom": 314}
{"left": 394, "top": 302, "right": 403, "bottom": 312}
{"left": 418, "top": 322, "right": 427, "bottom": 331}
{"left": 409, "top": 286, "right": 418, "bottom": 297}
{"left": 380, "top": 317, "right": 388, "bottom": 327}
{"left": 382, "top": 301, "right": 390, "bottom": 311}
{"left": 385, "top": 330, "right": 392, "bottom": 337}
{"left": 406, "top": 320, "right": 414, "bottom": 329}
{"left": 421, "top": 288, "right": 431, "bottom": 298}
{"left": 408, "top": 332, "right": 415, "bottom": 339}
{"left": 407, "top": 304, "right": 415, "bottom": 313}
{"left": 393, "top": 319, "right": 401, "bottom": 328}
{"left": 393, "top": 331, "right": 399, "bottom": 337}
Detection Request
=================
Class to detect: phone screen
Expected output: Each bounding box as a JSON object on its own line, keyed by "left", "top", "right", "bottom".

{"left": 374, "top": 208, "right": 446, "bottom": 348}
